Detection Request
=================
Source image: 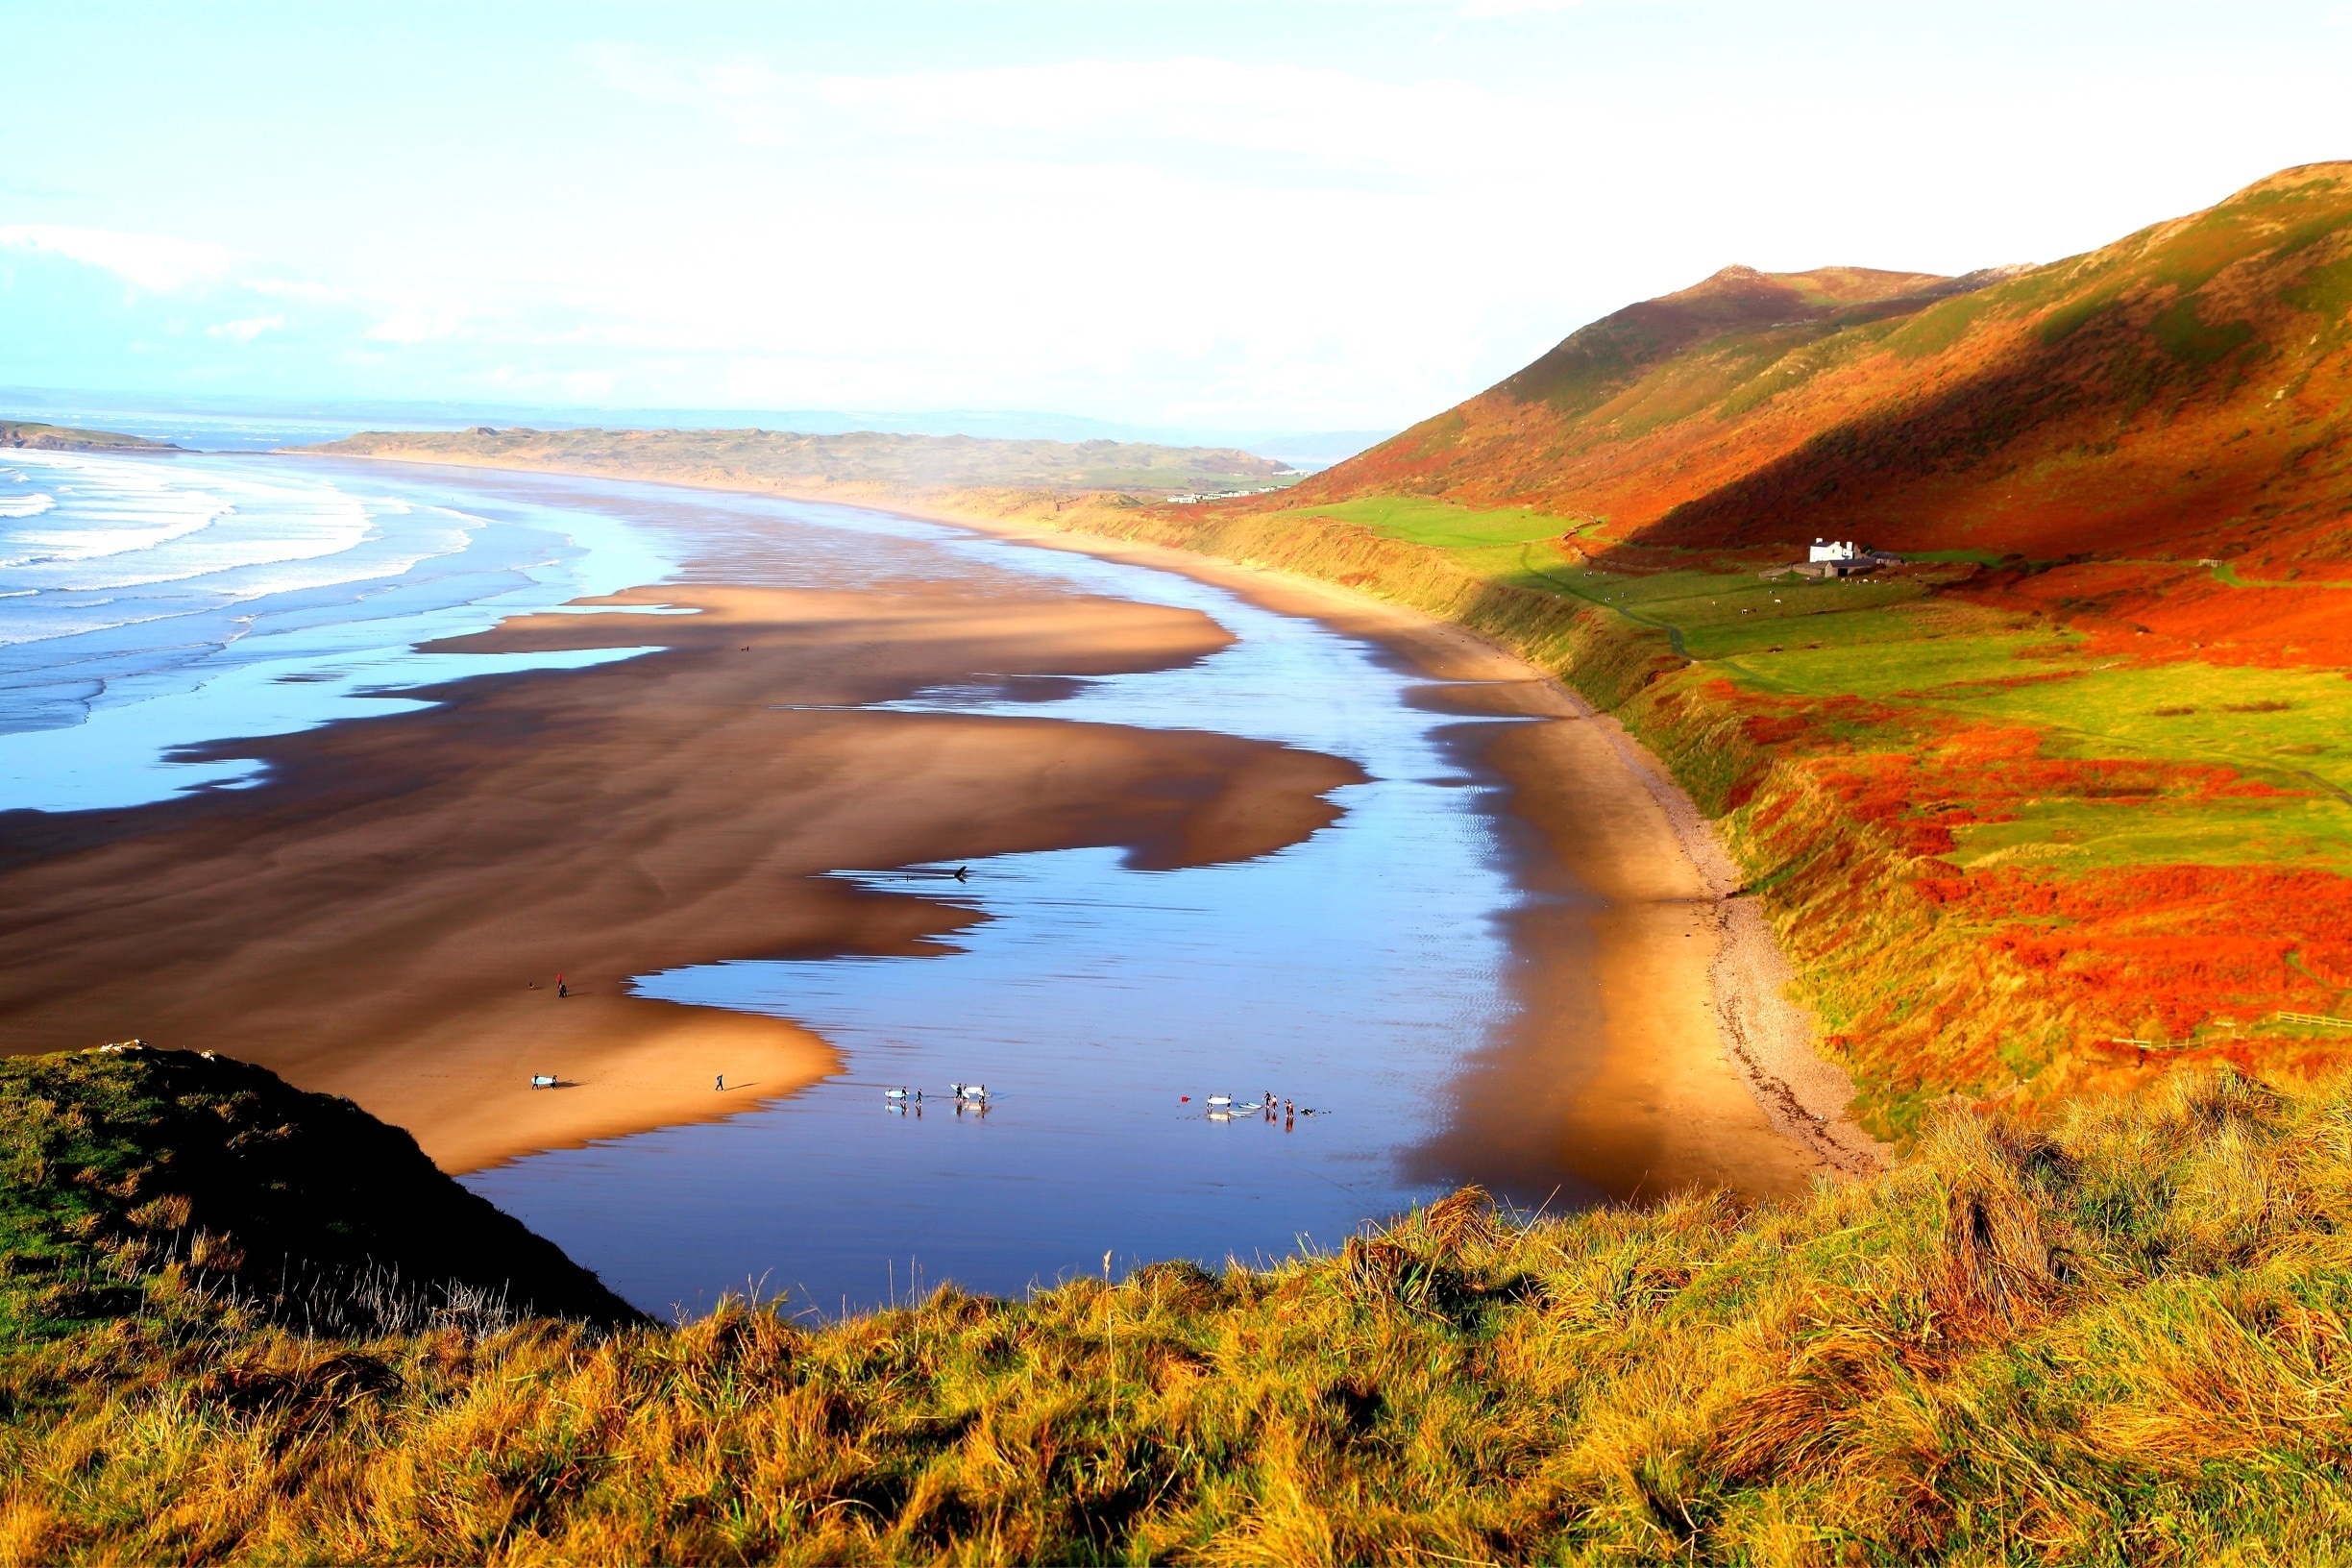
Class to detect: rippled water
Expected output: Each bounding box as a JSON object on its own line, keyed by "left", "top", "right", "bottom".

{"left": 0, "top": 452, "right": 673, "bottom": 812}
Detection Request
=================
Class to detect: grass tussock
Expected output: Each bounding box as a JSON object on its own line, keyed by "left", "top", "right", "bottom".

{"left": 10, "top": 1068, "right": 2352, "bottom": 1563}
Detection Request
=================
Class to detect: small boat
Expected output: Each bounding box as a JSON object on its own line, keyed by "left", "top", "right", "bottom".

{"left": 884, "top": 1088, "right": 910, "bottom": 1100}
{"left": 1237, "top": 1102, "right": 1262, "bottom": 1113}
{"left": 1206, "top": 1094, "right": 1234, "bottom": 1108}
{"left": 1208, "top": 1111, "right": 1233, "bottom": 1123}
{"left": 960, "top": 1083, "right": 990, "bottom": 1100}
{"left": 528, "top": 1074, "right": 557, "bottom": 1090}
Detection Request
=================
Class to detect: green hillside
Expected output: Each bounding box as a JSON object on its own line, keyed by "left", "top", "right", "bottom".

{"left": 0, "top": 1044, "right": 643, "bottom": 1343}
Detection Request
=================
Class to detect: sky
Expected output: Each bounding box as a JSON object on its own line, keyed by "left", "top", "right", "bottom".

{"left": 3, "top": 0, "right": 2349, "bottom": 436}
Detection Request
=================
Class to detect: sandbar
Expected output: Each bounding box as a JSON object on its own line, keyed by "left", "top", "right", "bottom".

{"left": 0, "top": 581, "right": 1360, "bottom": 1171}
{"left": 279, "top": 449, "right": 1888, "bottom": 1194}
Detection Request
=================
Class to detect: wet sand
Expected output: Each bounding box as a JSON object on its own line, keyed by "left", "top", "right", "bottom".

{"left": 896, "top": 517, "right": 1892, "bottom": 1197}
{"left": 0, "top": 581, "right": 1359, "bottom": 1171}
{"left": 230, "top": 449, "right": 1882, "bottom": 1197}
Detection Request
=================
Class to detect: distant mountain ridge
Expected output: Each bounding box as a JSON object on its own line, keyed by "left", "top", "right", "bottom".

{"left": 307, "top": 425, "right": 1299, "bottom": 498}
{"left": 3, "top": 389, "right": 1391, "bottom": 467}
{"left": 1300, "top": 162, "right": 2352, "bottom": 568}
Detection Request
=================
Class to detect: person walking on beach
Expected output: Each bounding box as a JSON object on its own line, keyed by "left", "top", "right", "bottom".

{"left": 715, "top": 1072, "right": 724, "bottom": 1092}
{"left": 556, "top": 973, "right": 567, "bottom": 999}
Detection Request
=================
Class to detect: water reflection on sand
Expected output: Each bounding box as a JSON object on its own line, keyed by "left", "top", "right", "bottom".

{"left": 455, "top": 484, "right": 1549, "bottom": 1318}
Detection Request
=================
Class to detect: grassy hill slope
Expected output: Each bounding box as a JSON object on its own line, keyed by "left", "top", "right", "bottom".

{"left": 4, "top": 1046, "right": 2347, "bottom": 1563}
{"left": 934, "top": 165, "right": 2352, "bottom": 1140}
{"left": 0, "top": 1044, "right": 644, "bottom": 1342}
{"left": 1305, "top": 162, "right": 2352, "bottom": 572}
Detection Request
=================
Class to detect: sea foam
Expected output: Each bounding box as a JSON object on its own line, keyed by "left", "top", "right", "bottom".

{"left": 0, "top": 453, "right": 675, "bottom": 812}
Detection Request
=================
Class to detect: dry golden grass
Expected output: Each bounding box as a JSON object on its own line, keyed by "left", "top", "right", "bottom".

{"left": 8, "top": 1070, "right": 2352, "bottom": 1563}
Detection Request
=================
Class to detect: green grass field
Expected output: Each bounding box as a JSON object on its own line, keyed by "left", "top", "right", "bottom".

{"left": 1289, "top": 499, "right": 2352, "bottom": 881}
{"left": 1295, "top": 496, "right": 1586, "bottom": 549}
{"left": 1237, "top": 495, "right": 2352, "bottom": 1111}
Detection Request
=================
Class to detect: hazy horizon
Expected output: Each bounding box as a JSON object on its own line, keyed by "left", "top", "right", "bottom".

{"left": 0, "top": 382, "right": 1395, "bottom": 464}
{"left": 5, "top": 1, "right": 2347, "bottom": 431}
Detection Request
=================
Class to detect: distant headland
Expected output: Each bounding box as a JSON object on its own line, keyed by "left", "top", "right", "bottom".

{"left": 0, "top": 419, "right": 181, "bottom": 453}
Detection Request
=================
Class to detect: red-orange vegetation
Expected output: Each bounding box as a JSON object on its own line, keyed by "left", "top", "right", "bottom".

{"left": 1924, "top": 864, "right": 2352, "bottom": 1038}
{"left": 1184, "top": 163, "right": 2352, "bottom": 1128}
{"left": 1692, "top": 677, "right": 2340, "bottom": 1118}
{"left": 1970, "top": 561, "right": 2352, "bottom": 668}
{"left": 1278, "top": 163, "right": 2352, "bottom": 577}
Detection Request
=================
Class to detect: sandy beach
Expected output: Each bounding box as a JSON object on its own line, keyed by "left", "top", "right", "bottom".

{"left": 881, "top": 514, "right": 1892, "bottom": 1196}
{"left": 8, "top": 443, "right": 1884, "bottom": 1200}
{"left": 291, "top": 450, "right": 1885, "bottom": 1196}
{"left": 0, "top": 578, "right": 1359, "bottom": 1171}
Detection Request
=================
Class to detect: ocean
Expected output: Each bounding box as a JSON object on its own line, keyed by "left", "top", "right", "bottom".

{"left": 0, "top": 450, "right": 671, "bottom": 813}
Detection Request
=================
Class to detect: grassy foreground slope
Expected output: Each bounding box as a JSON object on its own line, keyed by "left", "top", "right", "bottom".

{"left": 310, "top": 425, "right": 1295, "bottom": 500}
{"left": 6, "top": 1045, "right": 2351, "bottom": 1563}
{"left": 960, "top": 164, "right": 2352, "bottom": 1139}
{"left": 0, "top": 1045, "right": 644, "bottom": 1339}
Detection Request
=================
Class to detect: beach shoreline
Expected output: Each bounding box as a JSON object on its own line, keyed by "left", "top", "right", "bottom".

{"left": 0, "top": 573, "right": 1361, "bottom": 1172}
{"left": 292, "top": 450, "right": 1885, "bottom": 1189}
{"left": 899, "top": 513, "right": 1892, "bottom": 1190}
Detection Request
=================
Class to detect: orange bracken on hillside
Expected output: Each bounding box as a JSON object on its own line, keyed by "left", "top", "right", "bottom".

{"left": 1141, "top": 163, "right": 2352, "bottom": 1134}
{"left": 1302, "top": 161, "right": 2352, "bottom": 581}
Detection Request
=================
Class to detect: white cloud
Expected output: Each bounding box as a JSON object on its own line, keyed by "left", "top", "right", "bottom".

{"left": 364, "top": 307, "right": 470, "bottom": 343}
{"left": 0, "top": 223, "right": 233, "bottom": 292}
{"left": 582, "top": 43, "right": 794, "bottom": 146}
{"left": 593, "top": 49, "right": 1566, "bottom": 187}
{"left": 243, "top": 277, "right": 361, "bottom": 304}
{"left": 203, "top": 313, "right": 283, "bottom": 342}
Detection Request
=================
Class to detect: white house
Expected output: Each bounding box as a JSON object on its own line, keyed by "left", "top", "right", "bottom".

{"left": 1763, "top": 537, "right": 1900, "bottom": 580}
